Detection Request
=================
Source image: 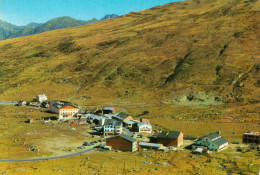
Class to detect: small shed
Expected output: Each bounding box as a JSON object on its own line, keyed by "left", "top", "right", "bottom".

{"left": 18, "top": 100, "right": 26, "bottom": 106}
{"left": 27, "top": 117, "right": 34, "bottom": 123}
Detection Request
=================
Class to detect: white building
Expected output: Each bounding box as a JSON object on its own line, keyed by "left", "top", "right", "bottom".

{"left": 103, "top": 119, "right": 123, "bottom": 136}
{"left": 49, "top": 101, "right": 79, "bottom": 120}
{"left": 137, "top": 122, "right": 152, "bottom": 133}
{"left": 36, "top": 94, "right": 47, "bottom": 103}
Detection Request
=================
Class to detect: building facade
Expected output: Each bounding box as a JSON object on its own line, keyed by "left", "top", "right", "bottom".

{"left": 243, "top": 132, "right": 260, "bottom": 144}
{"left": 36, "top": 94, "right": 47, "bottom": 103}
{"left": 57, "top": 104, "right": 79, "bottom": 120}
{"left": 106, "top": 134, "right": 138, "bottom": 152}
{"left": 157, "top": 131, "right": 183, "bottom": 147}
{"left": 103, "top": 119, "right": 123, "bottom": 136}
{"left": 137, "top": 122, "right": 152, "bottom": 133}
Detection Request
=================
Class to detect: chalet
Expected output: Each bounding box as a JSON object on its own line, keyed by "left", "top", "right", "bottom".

{"left": 243, "top": 132, "right": 260, "bottom": 144}
{"left": 18, "top": 100, "right": 26, "bottom": 106}
{"left": 36, "top": 94, "right": 47, "bottom": 103}
{"left": 102, "top": 107, "right": 116, "bottom": 114}
{"left": 194, "top": 131, "right": 228, "bottom": 151}
{"left": 137, "top": 122, "right": 152, "bottom": 133}
{"left": 103, "top": 119, "right": 123, "bottom": 136}
{"left": 157, "top": 131, "right": 183, "bottom": 147}
{"left": 106, "top": 134, "right": 138, "bottom": 152}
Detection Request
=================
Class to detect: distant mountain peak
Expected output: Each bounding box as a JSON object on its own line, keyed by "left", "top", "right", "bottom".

{"left": 101, "top": 14, "right": 119, "bottom": 21}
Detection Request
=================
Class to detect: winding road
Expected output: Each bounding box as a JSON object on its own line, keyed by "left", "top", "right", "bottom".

{"left": 0, "top": 147, "right": 94, "bottom": 162}
{"left": 0, "top": 101, "right": 18, "bottom": 105}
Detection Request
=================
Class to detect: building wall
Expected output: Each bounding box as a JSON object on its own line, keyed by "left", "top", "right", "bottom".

{"left": 243, "top": 134, "right": 260, "bottom": 144}
{"left": 157, "top": 138, "right": 178, "bottom": 147}
{"left": 132, "top": 141, "right": 138, "bottom": 152}
{"left": 103, "top": 125, "right": 122, "bottom": 135}
{"left": 157, "top": 133, "right": 183, "bottom": 147}
{"left": 138, "top": 124, "right": 152, "bottom": 133}
{"left": 177, "top": 132, "right": 184, "bottom": 147}
{"left": 36, "top": 95, "right": 47, "bottom": 103}
{"left": 106, "top": 136, "right": 135, "bottom": 152}
{"left": 58, "top": 106, "right": 79, "bottom": 119}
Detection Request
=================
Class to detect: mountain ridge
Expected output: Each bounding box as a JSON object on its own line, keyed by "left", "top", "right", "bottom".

{"left": 0, "top": 14, "right": 118, "bottom": 40}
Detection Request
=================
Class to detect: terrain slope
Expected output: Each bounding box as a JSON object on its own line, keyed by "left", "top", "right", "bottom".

{"left": 0, "top": 0, "right": 259, "bottom": 105}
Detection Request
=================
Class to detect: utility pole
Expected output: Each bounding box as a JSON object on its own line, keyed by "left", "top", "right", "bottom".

{"left": 123, "top": 161, "right": 126, "bottom": 175}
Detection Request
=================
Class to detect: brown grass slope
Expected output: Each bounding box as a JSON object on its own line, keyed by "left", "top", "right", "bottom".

{"left": 0, "top": 0, "right": 259, "bottom": 104}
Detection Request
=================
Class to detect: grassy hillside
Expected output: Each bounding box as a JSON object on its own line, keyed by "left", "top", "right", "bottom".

{"left": 0, "top": 0, "right": 259, "bottom": 105}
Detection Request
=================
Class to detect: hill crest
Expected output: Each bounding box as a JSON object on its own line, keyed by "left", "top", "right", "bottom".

{"left": 0, "top": 0, "right": 259, "bottom": 105}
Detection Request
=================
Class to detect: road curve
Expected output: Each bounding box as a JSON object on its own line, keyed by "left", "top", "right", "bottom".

{"left": 0, "top": 147, "right": 94, "bottom": 162}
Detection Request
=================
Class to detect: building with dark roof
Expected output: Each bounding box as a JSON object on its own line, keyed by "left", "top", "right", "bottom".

{"left": 103, "top": 119, "right": 123, "bottom": 136}
{"left": 113, "top": 112, "right": 133, "bottom": 122}
{"left": 243, "top": 132, "right": 260, "bottom": 144}
{"left": 102, "top": 107, "right": 116, "bottom": 114}
{"left": 106, "top": 134, "right": 138, "bottom": 152}
{"left": 194, "top": 131, "right": 228, "bottom": 151}
{"left": 157, "top": 131, "right": 183, "bottom": 147}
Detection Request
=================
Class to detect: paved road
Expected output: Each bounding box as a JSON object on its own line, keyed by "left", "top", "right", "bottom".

{"left": 0, "top": 147, "right": 94, "bottom": 162}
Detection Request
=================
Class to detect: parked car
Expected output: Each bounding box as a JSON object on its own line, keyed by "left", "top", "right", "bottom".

{"left": 83, "top": 142, "right": 90, "bottom": 146}
{"left": 169, "top": 146, "right": 177, "bottom": 151}
{"left": 77, "top": 146, "right": 86, "bottom": 149}
{"left": 231, "top": 141, "right": 241, "bottom": 144}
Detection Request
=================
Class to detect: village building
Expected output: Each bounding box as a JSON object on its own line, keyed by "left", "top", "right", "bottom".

{"left": 27, "top": 117, "right": 34, "bottom": 123}
{"left": 123, "top": 119, "right": 139, "bottom": 128}
{"left": 41, "top": 101, "right": 49, "bottom": 108}
{"left": 49, "top": 101, "right": 79, "bottom": 120}
{"left": 243, "top": 132, "right": 260, "bottom": 144}
{"left": 36, "top": 94, "right": 47, "bottom": 103}
{"left": 18, "top": 100, "right": 26, "bottom": 106}
{"left": 193, "top": 131, "right": 228, "bottom": 151}
{"left": 28, "top": 101, "right": 41, "bottom": 107}
{"left": 103, "top": 114, "right": 115, "bottom": 119}
{"left": 116, "top": 112, "right": 133, "bottom": 121}
{"left": 106, "top": 134, "right": 138, "bottom": 152}
{"left": 102, "top": 107, "right": 116, "bottom": 114}
{"left": 103, "top": 119, "right": 123, "bottom": 136}
{"left": 138, "top": 142, "right": 165, "bottom": 151}
{"left": 140, "top": 118, "right": 150, "bottom": 123}
{"left": 157, "top": 131, "right": 183, "bottom": 147}
{"left": 136, "top": 122, "right": 152, "bottom": 133}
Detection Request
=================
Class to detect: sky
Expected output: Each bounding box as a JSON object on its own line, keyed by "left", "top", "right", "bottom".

{"left": 0, "top": 0, "right": 179, "bottom": 26}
